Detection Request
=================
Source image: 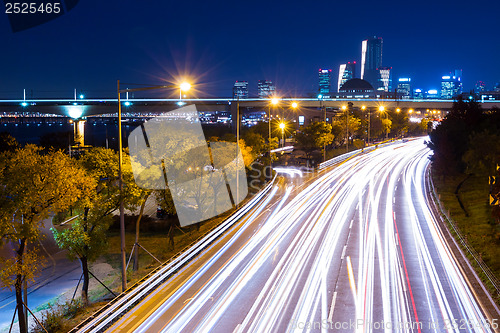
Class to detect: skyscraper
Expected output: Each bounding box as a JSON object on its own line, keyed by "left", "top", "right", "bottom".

{"left": 233, "top": 81, "right": 248, "bottom": 99}
{"left": 377, "top": 67, "right": 392, "bottom": 92}
{"left": 474, "top": 81, "right": 485, "bottom": 94}
{"left": 361, "top": 36, "right": 383, "bottom": 89}
{"left": 318, "top": 69, "right": 332, "bottom": 95}
{"left": 397, "top": 78, "right": 412, "bottom": 99}
{"left": 257, "top": 80, "right": 276, "bottom": 98}
{"left": 337, "top": 62, "right": 356, "bottom": 92}
{"left": 440, "top": 70, "right": 462, "bottom": 99}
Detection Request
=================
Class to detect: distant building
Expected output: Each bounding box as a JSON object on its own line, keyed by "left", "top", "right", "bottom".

{"left": 336, "top": 78, "right": 375, "bottom": 98}
{"left": 377, "top": 67, "right": 392, "bottom": 92}
{"left": 426, "top": 89, "right": 440, "bottom": 99}
{"left": 474, "top": 81, "right": 485, "bottom": 94}
{"left": 257, "top": 80, "right": 276, "bottom": 98}
{"left": 233, "top": 81, "right": 248, "bottom": 99}
{"left": 440, "top": 70, "right": 463, "bottom": 99}
{"left": 397, "top": 78, "right": 412, "bottom": 99}
{"left": 413, "top": 88, "right": 424, "bottom": 99}
{"left": 318, "top": 69, "right": 332, "bottom": 95}
{"left": 337, "top": 62, "right": 356, "bottom": 92}
{"left": 361, "top": 36, "right": 383, "bottom": 89}
{"left": 494, "top": 82, "right": 500, "bottom": 92}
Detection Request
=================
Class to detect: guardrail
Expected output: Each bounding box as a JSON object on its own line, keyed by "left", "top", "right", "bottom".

{"left": 270, "top": 146, "right": 294, "bottom": 154}
{"left": 70, "top": 180, "right": 275, "bottom": 333}
{"left": 318, "top": 140, "right": 401, "bottom": 170}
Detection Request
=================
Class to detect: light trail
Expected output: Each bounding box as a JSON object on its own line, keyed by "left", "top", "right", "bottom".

{"left": 104, "top": 138, "right": 495, "bottom": 333}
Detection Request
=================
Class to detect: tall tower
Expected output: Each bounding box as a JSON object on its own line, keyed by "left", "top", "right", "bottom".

{"left": 233, "top": 81, "right": 248, "bottom": 99}
{"left": 361, "top": 36, "right": 383, "bottom": 89}
{"left": 337, "top": 62, "right": 356, "bottom": 92}
{"left": 440, "top": 70, "right": 462, "bottom": 99}
{"left": 257, "top": 80, "right": 276, "bottom": 98}
{"left": 318, "top": 69, "right": 332, "bottom": 95}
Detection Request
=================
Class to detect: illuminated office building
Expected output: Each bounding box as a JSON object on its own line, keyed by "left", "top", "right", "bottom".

{"left": 397, "top": 78, "right": 412, "bottom": 99}
{"left": 233, "top": 81, "right": 248, "bottom": 99}
{"left": 257, "top": 80, "right": 276, "bottom": 98}
{"left": 440, "top": 70, "right": 462, "bottom": 99}
{"left": 377, "top": 67, "right": 392, "bottom": 92}
{"left": 337, "top": 62, "right": 356, "bottom": 92}
{"left": 318, "top": 69, "right": 332, "bottom": 95}
{"left": 361, "top": 36, "right": 383, "bottom": 89}
{"left": 474, "top": 81, "right": 485, "bottom": 94}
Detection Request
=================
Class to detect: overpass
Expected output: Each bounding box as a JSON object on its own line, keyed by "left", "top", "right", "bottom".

{"left": 0, "top": 98, "right": 498, "bottom": 120}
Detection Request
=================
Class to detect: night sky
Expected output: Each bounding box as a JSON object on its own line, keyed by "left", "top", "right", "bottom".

{"left": 1, "top": 0, "right": 499, "bottom": 99}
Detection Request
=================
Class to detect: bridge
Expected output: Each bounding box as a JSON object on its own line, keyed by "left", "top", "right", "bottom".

{"left": 0, "top": 98, "right": 498, "bottom": 123}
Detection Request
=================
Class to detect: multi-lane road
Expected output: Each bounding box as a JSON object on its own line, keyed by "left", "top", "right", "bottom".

{"left": 83, "top": 138, "right": 499, "bottom": 332}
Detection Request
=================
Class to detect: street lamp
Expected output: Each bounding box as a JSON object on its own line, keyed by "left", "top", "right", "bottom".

{"left": 268, "top": 97, "right": 279, "bottom": 178}
{"left": 378, "top": 105, "right": 388, "bottom": 140}
{"left": 178, "top": 82, "right": 191, "bottom": 105}
{"left": 116, "top": 80, "right": 190, "bottom": 292}
{"left": 342, "top": 105, "right": 348, "bottom": 153}
{"left": 361, "top": 105, "right": 370, "bottom": 145}
{"left": 279, "top": 122, "right": 285, "bottom": 147}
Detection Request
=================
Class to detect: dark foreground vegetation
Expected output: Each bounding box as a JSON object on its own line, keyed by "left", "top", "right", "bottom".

{"left": 428, "top": 97, "right": 500, "bottom": 300}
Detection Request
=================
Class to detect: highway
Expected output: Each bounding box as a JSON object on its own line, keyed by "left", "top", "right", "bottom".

{"left": 87, "top": 138, "right": 496, "bottom": 333}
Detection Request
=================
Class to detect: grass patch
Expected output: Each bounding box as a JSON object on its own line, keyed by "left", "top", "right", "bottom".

{"left": 432, "top": 172, "right": 500, "bottom": 300}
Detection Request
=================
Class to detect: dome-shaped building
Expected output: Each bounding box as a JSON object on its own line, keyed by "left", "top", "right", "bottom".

{"left": 335, "top": 78, "right": 376, "bottom": 98}
{"left": 339, "top": 79, "right": 374, "bottom": 93}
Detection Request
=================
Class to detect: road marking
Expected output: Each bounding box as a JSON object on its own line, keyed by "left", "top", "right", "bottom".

{"left": 400, "top": 266, "right": 407, "bottom": 292}
{"left": 233, "top": 324, "right": 242, "bottom": 333}
{"left": 346, "top": 256, "right": 357, "bottom": 300}
{"left": 119, "top": 315, "right": 137, "bottom": 328}
{"left": 327, "top": 291, "right": 338, "bottom": 323}
{"left": 349, "top": 219, "right": 354, "bottom": 229}
{"left": 341, "top": 245, "right": 347, "bottom": 260}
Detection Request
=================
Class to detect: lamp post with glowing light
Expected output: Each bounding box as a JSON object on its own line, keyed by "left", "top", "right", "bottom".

{"left": 268, "top": 97, "right": 279, "bottom": 177}
{"left": 116, "top": 80, "right": 190, "bottom": 292}
{"left": 379, "top": 105, "right": 388, "bottom": 140}
{"left": 342, "top": 105, "right": 348, "bottom": 153}
{"left": 179, "top": 82, "right": 191, "bottom": 104}
{"left": 279, "top": 122, "right": 285, "bottom": 148}
{"left": 290, "top": 101, "right": 299, "bottom": 131}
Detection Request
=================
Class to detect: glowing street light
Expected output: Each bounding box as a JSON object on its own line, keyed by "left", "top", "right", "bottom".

{"left": 279, "top": 122, "right": 286, "bottom": 147}
{"left": 178, "top": 81, "right": 191, "bottom": 104}
{"left": 361, "top": 105, "right": 366, "bottom": 111}
{"left": 378, "top": 106, "right": 388, "bottom": 139}
{"left": 116, "top": 80, "right": 191, "bottom": 292}
{"left": 342, "top": 105, "right": 347, "bottom": 110}
{"left": 409, "top": 109, "right": 414, "bottom": 114}
{"left": 396, "top": 108, "right": 401, "bottom": 113}
{"left": 268, "top": 97, "right": 280, "bottom": 177}
{"left": 180, "top": 82, "right": 191, "bottom": 93}
{"left": 291, "top": 101, "right": 298, "bottom": 109}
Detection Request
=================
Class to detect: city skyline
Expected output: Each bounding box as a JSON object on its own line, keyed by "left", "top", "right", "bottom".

{"left": 1, "top": 0, "right": 499, "bottom": 98}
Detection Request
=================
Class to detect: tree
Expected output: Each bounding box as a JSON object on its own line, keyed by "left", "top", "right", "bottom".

{"left": 389, "top": 111, "right": 409, "bottom": 138}
{"left": 463, "top": 131, "right": 500, "bottom": 174}
{"left": 295, "top": 121, "right": 334, "bottom": 159}
{"left": 332, "top": 113, "right": 361, "bottom": 146}
{"left": 0, "top": 145, "right": 92, "bottom": 333}
{"left": 428, "top": 98, "right": 483, "bottom": 174}
{"left": 52, "top": 147, "right": 142, "bottom": 303}
{"left": 0, "top": 132, "right": 19, "bottom": 152}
